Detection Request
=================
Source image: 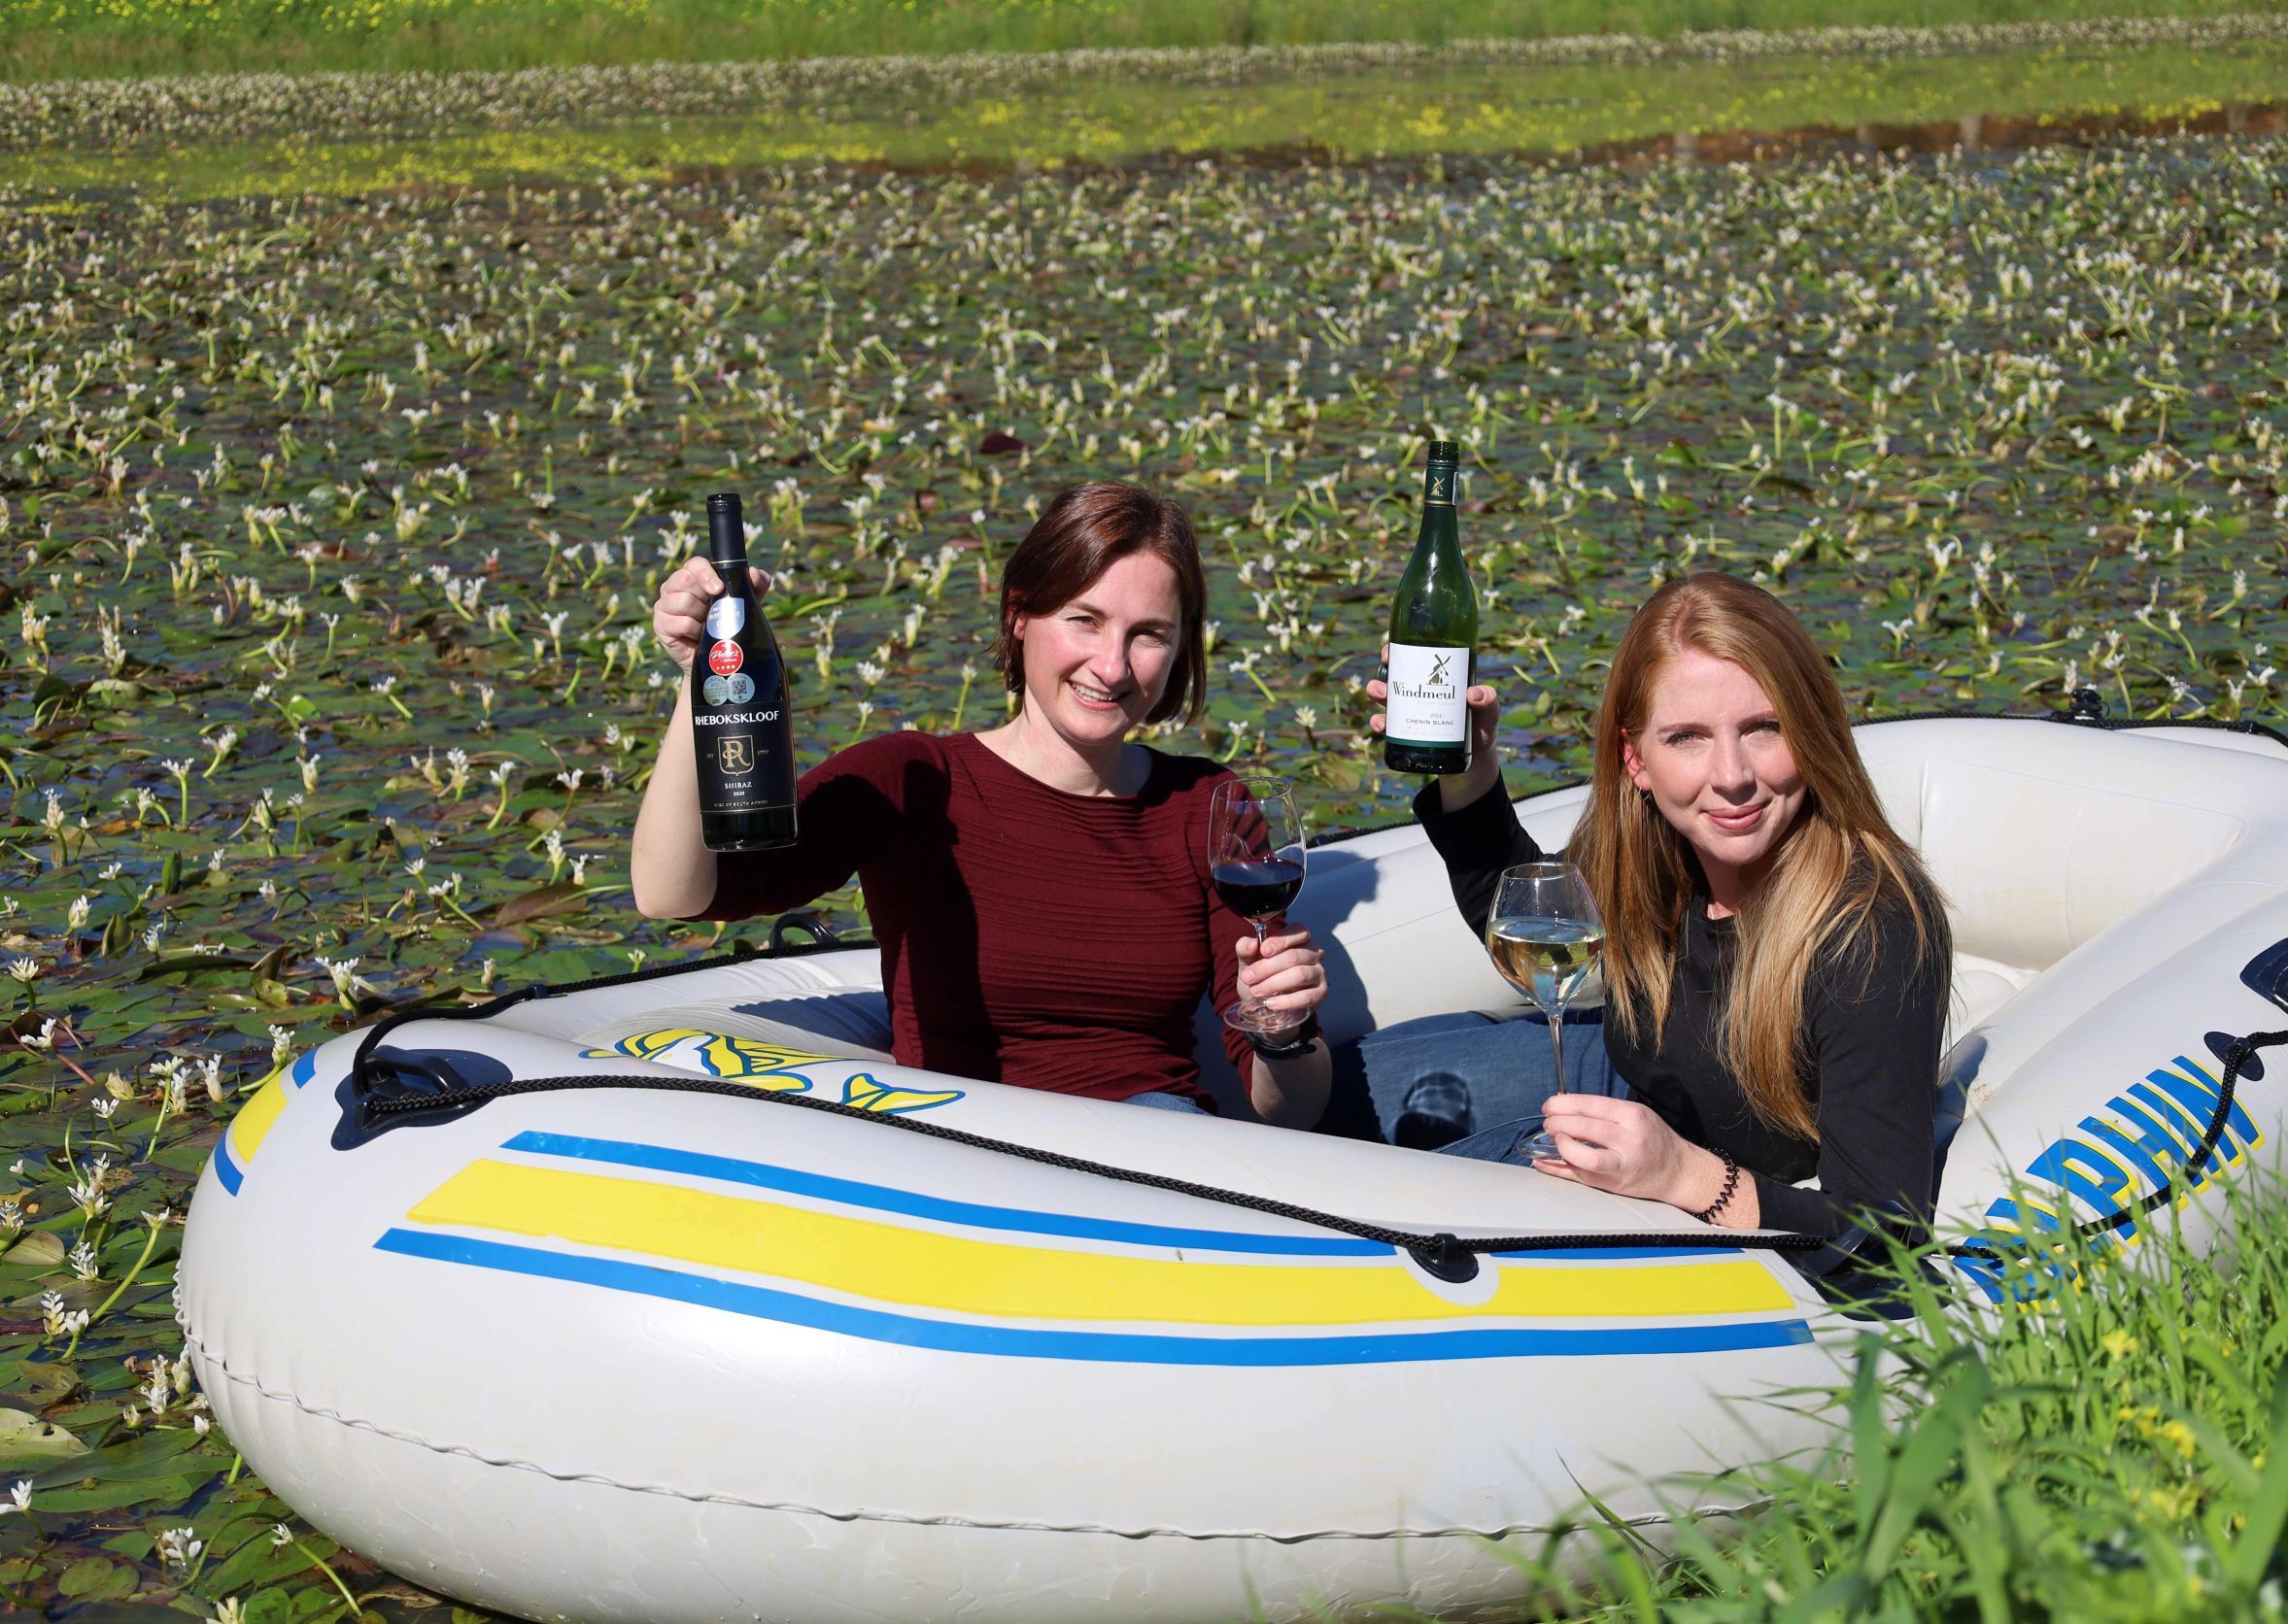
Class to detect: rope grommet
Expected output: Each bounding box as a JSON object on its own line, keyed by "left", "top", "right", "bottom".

{"left": 1409, "top": 1233, "right": 1483, "bottom": 1284}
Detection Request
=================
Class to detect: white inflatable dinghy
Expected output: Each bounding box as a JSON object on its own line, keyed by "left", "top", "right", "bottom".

{"left": 178, "top": 717, "right": 2288, "bottom": 1624}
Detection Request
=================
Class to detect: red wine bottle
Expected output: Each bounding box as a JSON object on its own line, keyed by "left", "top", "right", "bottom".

{"left": 691, "top": 492, "right": 798, "bottom": 852}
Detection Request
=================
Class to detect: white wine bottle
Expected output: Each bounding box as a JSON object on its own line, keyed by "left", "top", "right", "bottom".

{"left": 691, "top": 492, "right": 798, "bottom": 852}
{"left": 1384, "top": 439, "right": 1478, "bottom": 776}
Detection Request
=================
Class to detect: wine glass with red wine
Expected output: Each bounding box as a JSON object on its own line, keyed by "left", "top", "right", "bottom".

{"left": 1207, "top": 777, "right": 1309, "bottom": 1036}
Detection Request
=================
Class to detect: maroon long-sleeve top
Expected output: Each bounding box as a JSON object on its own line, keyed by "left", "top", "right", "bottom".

{"left": 700, "top": 730, "right": 1255, "bottom": 1104}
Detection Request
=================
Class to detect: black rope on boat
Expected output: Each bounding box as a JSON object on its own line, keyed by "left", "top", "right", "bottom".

{"left": 352, "top": 1066, "right": 1825, "bottom": 1280}
{"left": 1939, "top": 1028, "right": 2287, "bottom": 1267}
{"left": 350, "top": 1029, "right": 2288, "bottom": 1288}
{"left": 345, "top": 941, "right": 784, "bottom": 1084}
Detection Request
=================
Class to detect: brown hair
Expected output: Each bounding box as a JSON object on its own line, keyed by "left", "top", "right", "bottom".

{"left": 990, "top": 480, "right": 1208, "bottom": 727}
{"left": 1568, "top": 572, "right": 1947, "bottom": 1141}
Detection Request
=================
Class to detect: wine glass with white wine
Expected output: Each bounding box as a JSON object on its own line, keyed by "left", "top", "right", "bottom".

{"left": 1485, "top": 862, "right": 1606, "bottom": 1162}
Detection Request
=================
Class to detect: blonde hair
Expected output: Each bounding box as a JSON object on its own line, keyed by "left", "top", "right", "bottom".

{"left": 1568, "top": 573, "right": 1947, "bottom": 1141}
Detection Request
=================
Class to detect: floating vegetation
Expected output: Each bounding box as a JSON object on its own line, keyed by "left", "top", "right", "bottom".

{"left": 10, "top": 38, "right": 2288, "bottom": 197}
{"left": 5, "top": 13, "right": 2288, "bottom": 153}
{"left": 0, "top": 95, "right": 2284, "bottom": 1621}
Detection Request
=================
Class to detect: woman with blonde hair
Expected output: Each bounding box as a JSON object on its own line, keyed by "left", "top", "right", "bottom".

{"left": 1347, "top": 571, "right": 1950, "bottom": 1243}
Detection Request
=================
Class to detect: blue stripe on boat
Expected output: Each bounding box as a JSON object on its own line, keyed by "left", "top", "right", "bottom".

{"left": 375, "top": 1227, "right": 1814, "bottom": 1365}
{"left": 500, "top": 1130, "right": 1761, "bottom": 1267}
{"left": 214, "top": 1136, "right": 245, "bottom": 1195}
{"left": 502, "top": 1129, "right": 1391, "bottom": 1256}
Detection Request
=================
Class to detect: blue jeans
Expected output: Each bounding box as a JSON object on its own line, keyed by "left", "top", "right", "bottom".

{"left": 1323, "top": 1008, "right": 1629, "bottom": 1158}
{"left": 1124, "top": 1090, "right": 1212, "bottom": 1115}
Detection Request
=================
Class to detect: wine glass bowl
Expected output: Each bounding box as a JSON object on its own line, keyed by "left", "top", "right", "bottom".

{"left": 1208, "top": 778, "right": 1309, "bottom": 1036}
{"left": 1485, "top": 862, "right": 1606, "bottom": 1163}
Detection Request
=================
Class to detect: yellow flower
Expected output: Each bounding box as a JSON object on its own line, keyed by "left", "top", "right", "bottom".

{"left": 2100, "top": 1329, "right": 2139, "bottom": 1360}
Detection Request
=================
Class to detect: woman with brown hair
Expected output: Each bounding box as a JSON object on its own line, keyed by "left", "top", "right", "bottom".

{"left": 632, "top": 480, "right": 1331, "bottom": 1124}
{"left": 1349, "top": 571, "right": 1950, "bottom": 1242}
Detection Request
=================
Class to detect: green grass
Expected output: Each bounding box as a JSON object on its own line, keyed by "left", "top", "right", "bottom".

{"left": 1509, "top": 1175, "right": 2288, "bottom": 1620}
{"left": 11, "top": 38, "right": 2281, "bottom": 196}
{"left": 6, "top": 0, "right": 2288, "bottom": 84}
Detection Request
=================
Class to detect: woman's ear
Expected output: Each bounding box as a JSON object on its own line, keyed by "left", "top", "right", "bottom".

{"left": 1622, "top": 734, "right": 1652, "bottom": 794}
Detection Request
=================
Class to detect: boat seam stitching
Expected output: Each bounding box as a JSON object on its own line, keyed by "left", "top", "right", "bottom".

{"left": 180, "top": 1322, "right": 1729, "bottom": 1540}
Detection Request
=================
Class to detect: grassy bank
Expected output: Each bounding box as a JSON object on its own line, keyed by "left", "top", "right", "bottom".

{"left": 11, "top": 36, "right": 2282, "bottom": 196}
{"left": 6, "top": 0, "right": 2288, "bottom": 84}
{"left": 1527, "top": 1175, "right": 2288, "bottom": 1620}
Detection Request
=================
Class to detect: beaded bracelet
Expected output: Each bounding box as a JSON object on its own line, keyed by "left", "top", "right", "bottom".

{"left": 1693, "top": 1151, "right": 1741, "bottom": 1225}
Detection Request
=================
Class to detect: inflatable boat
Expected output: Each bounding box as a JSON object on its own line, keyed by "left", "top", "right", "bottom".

{"left": 178, "top": 716, "right": 2288, "bottom": 1624}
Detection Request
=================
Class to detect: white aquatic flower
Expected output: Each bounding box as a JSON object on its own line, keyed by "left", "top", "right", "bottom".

{"left": 0, "top": 1481, "right": 29, "bottom": 1517}
{"left": 5, "top": 957, "right": 38, "bottom": 985}
{"left": 68, "top": 1156, "right": 113, "bottom": 1217}
{"left": 68, "top": 1240, "right": 98, "bottom": 1279}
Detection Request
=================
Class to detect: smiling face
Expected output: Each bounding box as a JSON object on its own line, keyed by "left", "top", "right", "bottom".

{"left": 1621, "top": 645, "right": 1808, "bottom": 904}
{"left": 1010, "top": 549, "right": 1183, "bottom": 751}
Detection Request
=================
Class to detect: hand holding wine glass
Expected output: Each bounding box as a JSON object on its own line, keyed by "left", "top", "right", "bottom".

{"left": 1208, "top": 778, "right": 1313, "bottom": 1036}
{"left": 1485, "top": 862, "right": 1606, "bottom": 1163}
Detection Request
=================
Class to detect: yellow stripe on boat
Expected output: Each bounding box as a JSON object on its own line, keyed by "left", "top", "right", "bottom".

{"left": 406, "top": 1160, "right": 1792, "bottom": 1327}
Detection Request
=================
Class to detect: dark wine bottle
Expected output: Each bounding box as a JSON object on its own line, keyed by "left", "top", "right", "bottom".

{"left": 691, "top": 492, "right": 798, "bottom": 852}
{"left": 1383, "top": 439, "right": 1478, "bottom": 775}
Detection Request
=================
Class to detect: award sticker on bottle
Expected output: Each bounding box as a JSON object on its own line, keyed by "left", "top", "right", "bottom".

{"left": 706, "top": 597, "right": 745, "bottom": 639}
{"left": 725, "top": 673, "right": 756, "bottom": 703}
{"left": 702, "top": 675, "right": 731, "bottom": 705}
{"left": 707, "top": 640, "right": 743, "bottom": 676}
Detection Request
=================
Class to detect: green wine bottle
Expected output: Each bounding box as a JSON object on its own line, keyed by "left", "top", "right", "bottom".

{"left": 1383, "top": 440, "right": 1478, "bottom": 776}
{"left": 691, "top": 492, "right": 799, "bottom": 852}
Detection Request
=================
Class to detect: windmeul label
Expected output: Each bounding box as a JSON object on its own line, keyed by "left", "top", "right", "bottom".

{"left": 1386, "top": 643, "right": 1468, "bottom": 744}
{"left": 1423, "top": 463, "right": 1458, "bottom": 507}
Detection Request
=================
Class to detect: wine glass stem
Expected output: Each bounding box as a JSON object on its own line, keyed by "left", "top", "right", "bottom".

{"left": 1547, "top": 1006, "right": 1567, "bottom": 1091}
{"left": 1248, "top": 920, "right": 1271, "bottom": 1015}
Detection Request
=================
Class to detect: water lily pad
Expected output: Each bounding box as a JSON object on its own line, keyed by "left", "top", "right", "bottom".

{"left": 2, "top": 1231, "right": 66, "bottom": 1268}
{"left": 9, "top": 1359, "right": 82, "bottom": 1406}
{"left": 488, "top": 882, "right": 588, "bottom": 928}
{"left": 0, "top": 1406, "right": 88, "bottom": 1466}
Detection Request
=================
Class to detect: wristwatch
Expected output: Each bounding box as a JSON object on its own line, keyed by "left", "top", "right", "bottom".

{"left": 1244, "top": 1012, "right": 1320, "bottom": 1061}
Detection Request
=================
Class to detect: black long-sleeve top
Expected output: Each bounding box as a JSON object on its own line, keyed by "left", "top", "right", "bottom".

{"left": 1417, "top": 782, "right": 1948, "bottom": 1242}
